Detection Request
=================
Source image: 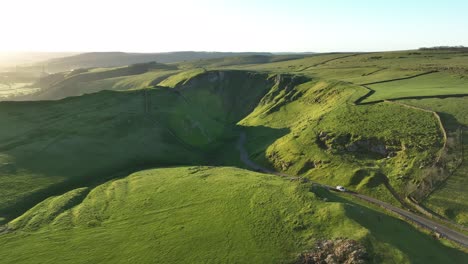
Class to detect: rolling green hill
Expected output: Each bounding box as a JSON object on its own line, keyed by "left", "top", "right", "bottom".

{"left": 364, "top": 72, "right": 468, "bottom": 103}
{"left": 1, "top": 50, "right": 468, "bottom": 263}
{"left": 400, "top": 97, "right": 468, "bottom": 225}
{"left": 0, "top": 70, "right": 284, "bottom": 220}
{"left": 23, "top": 51, "right": 278, "bottom": 73}
{"left": 16, "top": 62, "right": 177, "bottom": 100}
{"left": 1, "top": 167, "right": 466, "bottom": 264}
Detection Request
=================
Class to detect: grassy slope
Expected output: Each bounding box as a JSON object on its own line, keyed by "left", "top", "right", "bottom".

{"left": 236, "top": 53, "right": 358, "bottom": 74}
{"left": 365, "top": 72, "right": 468, "bottom": 102}
{"left": 1, "top": 166, "right": 466, "bottom": 264}
{"left": 401, "top": 97, "right": 468, "bottom": 225}
{"left": 238, "top": 78, "right": 442, "bottom": 204}
{"left": 222, "top": 50, "right": 467, "bottom": 206}
{"left": 0, "top": 90, "right": 201, "bottom": 221}
{"left": 65, "top": 69, "right": 178, "bottom": 93}
{"left": 3, "top": 51, "right": 462, "bottom": 209}
{"left": 230, "top": 50, "right": 468, "bottom": 83}
{"left": 19, "top": 62, "right": 177, "bottom": 100}
{"left": 157, "top": 68, "right": 206, "bottom": 87}
{"left": 0, "top": 71, "right": 278, "bottom": 222}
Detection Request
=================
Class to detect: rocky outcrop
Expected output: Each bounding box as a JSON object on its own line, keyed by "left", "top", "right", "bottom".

{"left": 317, "top": 132, "right": 400, "bottom": 157}
{"left": 258, "top": 74, "right": 310, "bottom": 114}
{"left": 297, "top": 239, "right": 368, "bottom": 264}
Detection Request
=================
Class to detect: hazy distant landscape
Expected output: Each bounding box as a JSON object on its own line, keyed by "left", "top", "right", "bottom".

{"left": 0, "top": 0, "right": 467, "bottom": 263}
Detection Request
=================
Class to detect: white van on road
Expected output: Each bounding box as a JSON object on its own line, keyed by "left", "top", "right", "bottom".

{"left": 336, "top": 186, "right": 346, "bottom": 192}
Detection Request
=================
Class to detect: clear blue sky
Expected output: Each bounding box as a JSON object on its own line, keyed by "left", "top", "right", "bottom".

{"left": 1, "top": 0, "right": 467, "bottom": 52}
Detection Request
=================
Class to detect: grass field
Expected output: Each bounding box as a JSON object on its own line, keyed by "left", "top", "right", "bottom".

{"left": 0, "top": 90, "right": 201, "bottom": 221}
{"left": 364, "top": 72, "right": 468, "bottom": 102}
{"left": 0, "top": 71, "right": 279, "bottom": 221}
{"left": 402, "top": 97, "right": 468, "bottom": 130}
{"left": 401, "top": 97, "right": 468, "bottom": 225}
{"left": 1, "top": 166, "right": 466, "bottom": 264}
{"left": 1, "top": 50, "right": 468, "bottom": 263}
{"left": 238, "top": 78, "right": 442, "bottom": 203}
{"left": 424, "top": 132, "right": 468, "bottom": 225}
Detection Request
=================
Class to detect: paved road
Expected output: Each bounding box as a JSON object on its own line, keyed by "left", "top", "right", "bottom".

{"left": 236, "top": 132, "right": 468, "bottom": 247}
{"left": 349, "top": 193, "right": 468, "bottom": 247}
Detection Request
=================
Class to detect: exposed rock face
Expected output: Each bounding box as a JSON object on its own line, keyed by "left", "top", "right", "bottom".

{"left": 267, "top": 150, "right": 292, "bottom": 171}
{"left": 317, "top": 132, "right": 400, "bottom": 157}
{"left": 260, "top": 74, "right": 310, "bottom": 114}
{"left": 346, "top": 139, "right": 388, "bottom": 156}
{"left": 297, "top": 239, "right": 368, "bottom": 264}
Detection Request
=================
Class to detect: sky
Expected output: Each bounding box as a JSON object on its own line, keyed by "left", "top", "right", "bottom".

{"left": 1, "top": 0, "right": 467, "bottom": 53}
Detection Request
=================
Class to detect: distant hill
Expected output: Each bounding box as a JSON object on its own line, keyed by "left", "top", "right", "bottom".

{"left": 19, "top": 62, "right": 178, "bottom": 100}
{"left": 0, "top": 52, "right": 78, "bottom": 70}
{"left": 177, "top": 54, "right": 309, "bottom": 69}
{"left": 29, "top": 51, "right": 274, "bottom": 73}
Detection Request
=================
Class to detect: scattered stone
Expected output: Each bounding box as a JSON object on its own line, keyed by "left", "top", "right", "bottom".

{"left": 297, "top": 239, "right": 368, "bottom": 264}
{"left": 319, "top": 131, "right": 328, "bottom": 138}
{"left": 280, "top": 161, "right": 292, "bottom": 170}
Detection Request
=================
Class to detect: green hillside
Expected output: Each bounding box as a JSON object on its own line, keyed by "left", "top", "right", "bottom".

{"left": 400, "top": 97, "right": 468, "bottom": 225}
{"left": 364, "top": 72, "right": 468, "bottom": 103}
{"left": 0, "top": 70, "right": 282, "bottom": 220}
{"left": 23, "top": 51, "right": 277, "bottom": 73}
{"left": 1, "top": 50, "right": 468, "bottom": 263}
{"left": 238, "top": 78, "right": 443, "bottom": 203}
{"left": 1, "top": 167, "right": 465, "bottom": 264}
{"left": 17, "top": 62, "right": 177, "bottom": 100}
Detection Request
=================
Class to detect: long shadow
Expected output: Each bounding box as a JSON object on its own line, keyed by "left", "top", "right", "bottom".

{"left": 0, "top": 90, "right": 206, "bottom": 223}
{"left": 312, "top": 187, "right": 468, "bottom": 263}
{"left": 237, "top": 125, "right": 290, "bottom": 171}
{"left": 0, "top": 158, "right": 199, "bottom": 224}
{"left": 0, "top": 71, "right": 296, "bottom": 224}
{"left": 204, "top": 125, "right": 290, "bottom": 172}
{"left": 437, "top": 111, "right": 464, "bottom": 131}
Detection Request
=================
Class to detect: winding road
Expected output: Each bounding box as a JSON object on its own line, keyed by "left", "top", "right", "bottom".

{"left": 236, "top": 132, "right": 468, "bottom": 247}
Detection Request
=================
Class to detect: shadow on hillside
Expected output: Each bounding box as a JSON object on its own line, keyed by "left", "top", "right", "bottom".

{"left": 206, "top": 125, "right": 290, "bottom": 171}
{"left": 437, "top": 111, "right": 462, "bottom": 131}
{"left": 313, "top": 188, "right": 468, "bottom": 263}
{"left": 0, "top": 95, "right": 206, "bottom": 221}
{"left": 0, "top": 158, "right": 190, "bottom": 223}
{"left": 238, "top": 125, "right": 290, "bottom": 170}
